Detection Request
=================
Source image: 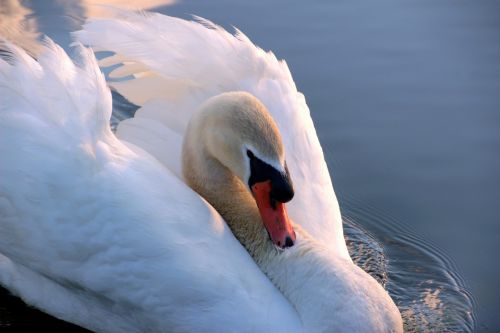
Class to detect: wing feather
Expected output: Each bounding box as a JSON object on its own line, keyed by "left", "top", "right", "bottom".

{"left": 0, "top": 39, "right": 300, "bottom": 332}
{"left": 75, "top": 10, "right": 350, "bottom": 257}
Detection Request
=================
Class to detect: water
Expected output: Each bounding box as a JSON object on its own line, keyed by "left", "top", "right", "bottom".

{"left": 1, "top": 0, "right": 498, "bottom": 331}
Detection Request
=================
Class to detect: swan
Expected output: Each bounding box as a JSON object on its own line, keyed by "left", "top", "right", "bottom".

{"left": 0, "top": 11, "right": 403, "bottom": 333}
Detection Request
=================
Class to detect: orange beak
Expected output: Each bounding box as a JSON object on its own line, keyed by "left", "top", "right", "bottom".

{"left": 251, "top": 180, "right": 296, "bottom": 249}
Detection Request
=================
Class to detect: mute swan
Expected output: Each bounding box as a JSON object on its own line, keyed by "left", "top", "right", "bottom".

{"left": 0, "top": 11, "right": 402, "bottom": 333}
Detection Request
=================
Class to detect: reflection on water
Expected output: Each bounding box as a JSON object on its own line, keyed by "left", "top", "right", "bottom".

{"left": 0, "top": 0, "right": 40, "bottom": 55}
{"left": 344, "top": 204, "right": 475, "bottom": 332}
{"left": 0, "top": 0, "right": 175, "bottom": 54}
{"left": 1, "top": 0, "right": 492, "bottom": 331}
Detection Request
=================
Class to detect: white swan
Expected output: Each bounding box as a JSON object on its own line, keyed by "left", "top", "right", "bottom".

{"left": 0, "top": 11, "right": 403, "bottom": 333}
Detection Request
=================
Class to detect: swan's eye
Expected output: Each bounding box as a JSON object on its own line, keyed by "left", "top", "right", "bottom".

{"left": 247, "top": 150, "right": 255, "bottom": 158}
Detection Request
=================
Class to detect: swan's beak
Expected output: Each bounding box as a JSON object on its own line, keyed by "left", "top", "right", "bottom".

{"left": 251, "top": 180, "right": 296, "bottom": 249}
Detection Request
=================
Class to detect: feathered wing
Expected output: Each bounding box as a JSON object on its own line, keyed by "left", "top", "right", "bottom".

{"left": 75, "top": 10, "right": 350, "bottom": 259}
{"left": 0, "top": 40, "right": 301, "bottom": 332}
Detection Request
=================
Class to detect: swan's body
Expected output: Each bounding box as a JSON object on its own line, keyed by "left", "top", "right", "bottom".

{"left": 0, "top": 9, "right": 402, "bottom": 333}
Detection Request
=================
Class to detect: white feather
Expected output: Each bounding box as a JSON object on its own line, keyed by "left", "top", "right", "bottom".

{"left": 0, "top": 39, "right": 301, "bottom": 333}
{"left": 0, "top": 10, "right": 403, "bottom": 332}
{"left": 75, "top": 10, "right": 350, "bottom": 259}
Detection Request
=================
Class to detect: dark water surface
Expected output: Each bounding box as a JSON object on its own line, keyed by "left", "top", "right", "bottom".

{"left": 1, "top": 0, "right": 499, "bottom": 331}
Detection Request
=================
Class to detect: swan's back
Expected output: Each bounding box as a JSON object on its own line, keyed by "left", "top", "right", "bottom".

{"left": 0, "top": 40, "right": 302, "bottom": 333}
{"left": 75, "top": 10, "right": 351, "bottom": 260}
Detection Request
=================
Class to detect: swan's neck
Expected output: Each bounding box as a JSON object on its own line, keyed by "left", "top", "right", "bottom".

{"left": 181, "top": 94, "right": 402, "bottom": 332}
{"left": 183, "top": 148, "right": 271, "bottom": 259}
{"left": 183, "top": 148, "right": 339, "bottom": 328}
{"left": 182, "top": 105, "right": 338, "bottom": 328}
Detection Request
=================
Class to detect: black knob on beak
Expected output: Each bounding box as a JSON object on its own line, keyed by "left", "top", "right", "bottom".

{"left": 248, "top": 150, "right": 294, "bottom": 204}
{"left": 270, "top": 169, "right": 294, "bottom": 203}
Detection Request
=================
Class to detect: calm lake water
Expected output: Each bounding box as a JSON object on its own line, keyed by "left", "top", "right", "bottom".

{"left": 1, "top": 0, "right": 499, "bottom": 331}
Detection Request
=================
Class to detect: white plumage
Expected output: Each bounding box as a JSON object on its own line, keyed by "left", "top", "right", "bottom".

{"left": 75, "top": 10, "right": 350, "bottom": 259}
{"left": 0, "top": 10, "right": 402, "bottom": 333}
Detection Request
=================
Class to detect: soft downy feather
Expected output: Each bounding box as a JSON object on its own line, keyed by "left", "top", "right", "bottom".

{"left": 74, "top": 9, "right": 350, "bottom": 259}
{"left": 0, "top": 39, "right": 302, "bottom": 332}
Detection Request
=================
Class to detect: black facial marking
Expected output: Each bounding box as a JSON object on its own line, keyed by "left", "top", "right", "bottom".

{"left": 247, "top": 149, "right": 294, "bottom": 203}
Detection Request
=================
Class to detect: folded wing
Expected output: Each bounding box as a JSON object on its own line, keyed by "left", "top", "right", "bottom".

{"left": 0, "top": 39, "right": 300, "bottom": 332}
{"left": 75, "top": 10, "right": 349, "bottom": 258}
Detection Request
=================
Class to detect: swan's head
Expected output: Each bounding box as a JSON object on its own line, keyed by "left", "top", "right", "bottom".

{"left": 184, "top": 92, "right": 296, "bottom": 249}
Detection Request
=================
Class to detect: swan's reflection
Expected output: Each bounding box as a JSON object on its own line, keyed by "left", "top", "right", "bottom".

{"left": 400, "top": 284, "right": 448, "bottom": 332}
{"left": 0, "top": 0, "right": 40, "bottom": 55}
{"left": 0, "top": 0, "right": 176, "bottom": 55}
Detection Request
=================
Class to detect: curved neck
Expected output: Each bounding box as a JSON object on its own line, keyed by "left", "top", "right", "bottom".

{"left": 183, "top": 144, "right": 271, "bottom": 259}
{"left": 183, "top": 140, "right": 338, "bottom": 329}
{"left": 181, "top": 102, "right": 330, "bottom": 327}
{"left": 181, "top": 94, "right": 402, "bottom": 332}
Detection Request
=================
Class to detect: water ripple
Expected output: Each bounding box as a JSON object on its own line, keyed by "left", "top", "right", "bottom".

{"left": 342, "top": 197, "right": 476, "bottom": 332}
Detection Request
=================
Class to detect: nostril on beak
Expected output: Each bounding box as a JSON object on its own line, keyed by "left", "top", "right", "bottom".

{"left": 285, "top": 236, "right": 294, "bottom": 248}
